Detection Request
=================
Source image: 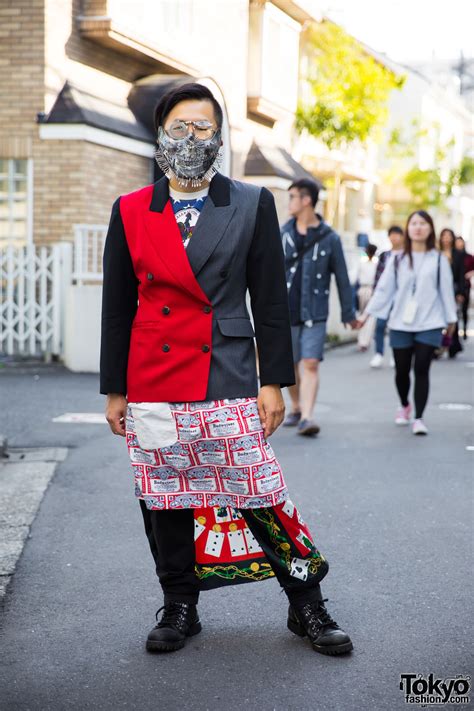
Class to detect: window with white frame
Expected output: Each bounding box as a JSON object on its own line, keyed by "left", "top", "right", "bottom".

{"left": 108, "top": 0, "right": 194, "bottom": 59}
{"left": 248, "top": 2, "right": 300, "bottom": 113}
{"left": 261, "top": 4, "right": 300, "bottom": 110}
{"left": 0, "top": 159, "right": 32, "bottom": 245}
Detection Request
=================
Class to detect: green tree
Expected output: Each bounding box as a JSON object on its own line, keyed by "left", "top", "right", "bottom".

{"left": 296, "top": 21, "right": 405, "bottom": 149}
{"left": 404, "top": 167, "right": 444, "bottom": 208}
{"left": 450, "top": 155, "right": 474, "bottom": 187}
{"left": 386, "top": 121, "right": 466, "bottom": 208}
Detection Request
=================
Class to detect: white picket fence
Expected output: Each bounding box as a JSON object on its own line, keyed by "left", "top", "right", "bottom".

{"left": 0, "top": 243, "right": 71, "bottom": 357}
{"left": 73, "top": 225, "right": 107, "bottom": 285}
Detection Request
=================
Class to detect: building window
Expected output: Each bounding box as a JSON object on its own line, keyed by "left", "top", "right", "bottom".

{"left": 248, "top": 2, "right": 300, "bottom": 120}
{"left": 0, "top": 159, "right": 32, "bottom": 246}
{"left": 109, "top": 0, "right": 194, "bottom": 54}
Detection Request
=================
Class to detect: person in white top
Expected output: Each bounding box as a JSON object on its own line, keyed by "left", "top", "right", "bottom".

{"left": 355, "top": 243, "right": 378, "bottom": 350}
{"left": 363, "top": 210, "right": 457, "bottom": 435}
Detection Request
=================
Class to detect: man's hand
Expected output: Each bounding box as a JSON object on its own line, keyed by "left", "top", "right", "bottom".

{"left": 456, "top": 294, "right": 465, "bottom": 304}
{"left": 257, "top": 384, "right": 285, "bottom": 438}
{"left": 106, "top": 393, "right": 128, "bottom": 436}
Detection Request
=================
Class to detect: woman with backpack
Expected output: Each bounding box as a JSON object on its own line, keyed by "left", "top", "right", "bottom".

{"left": 362, "top": 210, "right": 457, "bottom": 435}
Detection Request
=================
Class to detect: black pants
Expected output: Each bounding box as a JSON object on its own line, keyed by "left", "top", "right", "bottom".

{"left": 449, "top": 321, "right": 463, "bottom": 358}
{"left": 139, "top": 500, "right": 327, "bottom": 607}
{"left": 393, "top": 342, "right": 436, "bottom": 419}
{"left": 461, "top": 286, "right": 470, "bottom": 337}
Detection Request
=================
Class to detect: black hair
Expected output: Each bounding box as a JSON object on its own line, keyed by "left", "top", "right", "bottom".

{"left": 366, "top": 243, "right": 377, "bottom": 258}
{"left": 404, "top": 210, "right": 436, "bottom": 266}
{"left": 439, "top": 227, "right": 456, "bottom": 250}
{"left": 153, "top": 83, "right": 223, "bottom": 133}
{"left": 388, "top": 225, "right": 403, "bottom": 236}
{"left": 289, "top": 178, "right": 319, "bottom": 207}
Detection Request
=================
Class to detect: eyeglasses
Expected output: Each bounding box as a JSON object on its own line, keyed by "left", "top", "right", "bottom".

{"left": 165, "top": 119, "right": 217, "bottom": 141}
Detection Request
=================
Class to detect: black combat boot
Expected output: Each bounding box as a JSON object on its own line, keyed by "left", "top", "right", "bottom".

{"left": 287, "top": 599, "right": 353, "bottom": 655}
{"left": 146, "top": 602, "right": 202, "bottom": 652}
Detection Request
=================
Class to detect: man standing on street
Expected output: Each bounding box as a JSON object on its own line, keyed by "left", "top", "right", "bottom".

{"left": 101, "top": 84, "right": 353, "bottom": 656}
{"left": 281, "top": 179, "right": 357, "bottom": 436}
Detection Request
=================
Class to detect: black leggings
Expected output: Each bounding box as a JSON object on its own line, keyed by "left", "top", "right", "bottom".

{"left": 393, "top": 342, "right": 436, "bottom": 419}
{"left": 461, "top": 286, "right": 470, "bottom": 336}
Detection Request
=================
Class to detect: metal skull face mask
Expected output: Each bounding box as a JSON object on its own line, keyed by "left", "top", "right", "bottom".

{"left": 155, "top": 126, "right": 222, "bottom": 188}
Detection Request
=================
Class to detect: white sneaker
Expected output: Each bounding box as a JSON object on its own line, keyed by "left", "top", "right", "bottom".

{"left": 412, "top": 419, "right": 428, "bottom": 436}
{"left": 370, "top": 353, "right": 383, "bottom": 368}
{"left": 395, "top": 404, "right": 412, "bottom": 425}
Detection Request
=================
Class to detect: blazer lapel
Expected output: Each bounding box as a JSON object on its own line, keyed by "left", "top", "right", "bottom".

{"left": 185, "top": 174, "right": 236, "bottom": 277}
{"left": 143, "top": 179, "right": 209, "bottom": 303}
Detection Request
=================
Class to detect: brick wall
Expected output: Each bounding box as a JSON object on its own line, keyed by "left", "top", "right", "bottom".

{"left": 0, "top": 0, "right": 45, "bottom": 147}
{"left": 34, "top": 140, "right": 151, "bottom": 243}
{"left": 0, "top": 0, "right": 153, "bottom": 245}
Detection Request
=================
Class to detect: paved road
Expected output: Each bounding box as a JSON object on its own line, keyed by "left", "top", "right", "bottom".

{"left": 0, "top": 342, "right": 473, "bottom": 711}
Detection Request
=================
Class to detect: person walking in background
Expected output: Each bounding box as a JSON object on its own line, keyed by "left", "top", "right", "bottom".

{"left": 280, "top": 179, "right": 358, "bottom": 437}
{"left": 439, "top": 228, "right": 465, "bottom": 358}
{"left": 355, "top": 243, "right": 378, "bottom": 352}
{"left": 369, "top": 226, "right": 404, "bottom": 368}
{"left": 362, "top": 211, "right": 456, "bottom": 436}
{"left": 455, "top": 236, "right": 474, "bottom": 339}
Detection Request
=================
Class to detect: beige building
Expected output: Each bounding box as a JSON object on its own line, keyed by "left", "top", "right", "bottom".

{"left": 0, "top": 0, "right": 323, "bottom": 248}
{"left": 375, "top": 65, "right": 474, "bottom": 247}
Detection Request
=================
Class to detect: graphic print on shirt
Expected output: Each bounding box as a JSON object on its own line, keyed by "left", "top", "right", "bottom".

{"left": 170, "top": 193, "right": 207, "bottom": 248}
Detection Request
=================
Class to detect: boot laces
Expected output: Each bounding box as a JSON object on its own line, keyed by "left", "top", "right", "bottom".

{"left": 154, "top": 602, "right": 189, "bottom": 630}
{"left": 300, "top": 599, "right": 340, "bottom": 633}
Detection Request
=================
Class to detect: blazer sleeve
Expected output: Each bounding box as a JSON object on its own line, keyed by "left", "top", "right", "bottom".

{"left": 100, "top": 198, "right": 138, "bottom": 395}
{"left": 246, "top": 188, "right": 295, "bottom": 389}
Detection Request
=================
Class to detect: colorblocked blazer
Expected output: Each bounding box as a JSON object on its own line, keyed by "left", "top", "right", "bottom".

{"left": 100, "top": 173, "right": 295, "bottom": 402}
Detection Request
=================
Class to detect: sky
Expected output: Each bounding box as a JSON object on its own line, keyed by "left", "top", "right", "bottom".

{"left": 323, "top": 0, "right": 473, "bottom": 64}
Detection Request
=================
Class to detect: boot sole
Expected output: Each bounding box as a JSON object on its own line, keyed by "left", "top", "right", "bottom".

{"left": 146, "top": 620, "right": 202, "bottom": 653}
{"left": 287, "top": 618, "right": 353, "bottom": 655}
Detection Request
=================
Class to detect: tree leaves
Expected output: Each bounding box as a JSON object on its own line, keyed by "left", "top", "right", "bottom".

{"left": 297, "top": 21, "right": 404, "bottom": 149}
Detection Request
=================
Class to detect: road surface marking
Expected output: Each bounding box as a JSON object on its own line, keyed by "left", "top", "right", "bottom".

{"left": 52, "top": 413, "right": 107, "bottom": 423}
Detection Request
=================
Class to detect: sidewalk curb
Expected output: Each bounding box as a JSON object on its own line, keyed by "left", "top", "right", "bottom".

{"left": 0, "top": 447, "right": 68, "bottom": 603}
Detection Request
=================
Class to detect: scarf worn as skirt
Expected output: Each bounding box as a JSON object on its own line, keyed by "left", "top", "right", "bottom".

{"left": 125, "top": 398, "right": 323, "bottom": 589}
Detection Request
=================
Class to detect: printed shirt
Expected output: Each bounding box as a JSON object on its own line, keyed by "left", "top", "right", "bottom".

{"left": 169, "top": 185, "right": 209, "bottom": 248}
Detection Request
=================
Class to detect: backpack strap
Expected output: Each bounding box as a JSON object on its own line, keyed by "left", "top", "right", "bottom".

{"left": 394, "top": 253, "right": 400, "bottom": 289}
{"left": 437, "top": 252, "right": 441, "bottom": 290}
